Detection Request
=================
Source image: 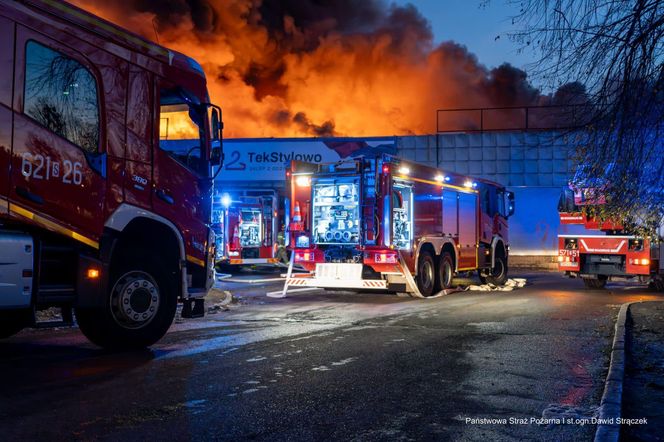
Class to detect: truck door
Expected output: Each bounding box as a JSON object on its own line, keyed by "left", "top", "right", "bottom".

{"left": 458, "top": 192, "right": 478, "bottom": 269}
{"left": 0, "top": 16, "right": 14, "bottom": 215}
{"left": 10, "top": 31, "right": 106, "bottom": 246}
{"left": 124, "top": 68, "right": 152, "bottom": 210}
{"left": 153, "top": 84, "right": 212, "bottom": 264}
{"left": 442, "top": 190, "right": 458, "bottom": 240}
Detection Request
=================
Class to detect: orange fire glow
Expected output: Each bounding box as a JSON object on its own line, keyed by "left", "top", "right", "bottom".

{"left": 70, "top": 0, "right": 570, "bottom": 138}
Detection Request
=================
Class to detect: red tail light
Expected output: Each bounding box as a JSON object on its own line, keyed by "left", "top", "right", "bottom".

{"left": 294, "top": 250, "right": 317, "bottom": 262}
{"left": 364, "top": 250, "right": 398, "bottom": 264}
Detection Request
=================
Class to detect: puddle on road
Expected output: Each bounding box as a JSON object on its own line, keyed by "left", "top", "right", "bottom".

{"left": 466, "top": 322, "right": 507, "bottom": 332}
{"left": 542, "top": 403, "right": 599, "bottom": 422}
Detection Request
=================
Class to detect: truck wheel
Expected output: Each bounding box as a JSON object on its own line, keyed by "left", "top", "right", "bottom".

{"left": 437, "top": 252, "right": 454, "bottom": 289}
{"left": 0, "top": 310, "right": 31, "bottom": 339}
{"left": 485, "top": 254, "right": 508, "bottom": 286}
{"left": 416, "top": 251, "right": 436, "bottom": 297}
{"left": 582, "top": 276, "right": 607, "bottom": 289}
{"left": 75, "top": 253, "right": 177, "bottom": 349}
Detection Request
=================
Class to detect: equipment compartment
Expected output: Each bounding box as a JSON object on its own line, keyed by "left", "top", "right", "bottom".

{"left": 312, "top": 179, "right": 360, "bottom": 245}
{"left": 392, "top": 181, "right": 413, "bottom": 250}
{"left": 238, "top": 208, "right": 262, "bottom": 248}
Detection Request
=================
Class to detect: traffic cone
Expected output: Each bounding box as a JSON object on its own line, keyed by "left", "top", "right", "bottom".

{"left": 293, "top": 201, "right": 302, "bottom": 222}
{"left": 231, "top": 224, "right": 241, "bottom": 250}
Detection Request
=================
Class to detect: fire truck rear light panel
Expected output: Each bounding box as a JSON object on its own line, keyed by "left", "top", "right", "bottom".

{"left": 312, "top": 180, "right": 360, "bottom": 245}
{"left": 365, "top": 251, "right": 398, "bottom": 264}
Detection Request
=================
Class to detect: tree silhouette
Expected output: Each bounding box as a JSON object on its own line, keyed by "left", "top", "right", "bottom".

{"left": 508, "top": 0, "right": 663, "bottom": 232}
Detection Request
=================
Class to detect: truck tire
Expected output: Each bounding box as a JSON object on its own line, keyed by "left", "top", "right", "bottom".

{"left": 75, "top": 251, "right": 178, "bottom": 349}
{"left": 437, "top": 252, "right": 454, "bottom": 289}
{"left": 0, "top": 310, "right": 31, "bottom": 339}
{"left": 416, "top": 251, "right": 436, "bottom": 297}
{"left": 582, "top": 276, "right": 607, "bottom": 289}
{"left": 485, "top": 254, "right": 508, "bottom": 286}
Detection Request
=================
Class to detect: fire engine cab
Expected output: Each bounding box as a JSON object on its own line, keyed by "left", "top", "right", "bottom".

{"left": 557, "top": 185, "right": 663, "bottom": 289}
{"left": 285, "top": 155, "right": 515, "bottom": 297}
{"left": 0, "top": 0, "right": 222, "bottom": 348}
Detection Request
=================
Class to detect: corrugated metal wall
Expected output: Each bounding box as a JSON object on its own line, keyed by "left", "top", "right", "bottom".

{"left": 397, "top": 132, "right": 584, "bottom": 255}
{"left": 396, "top": 132, "right": 574, "bottom": 187}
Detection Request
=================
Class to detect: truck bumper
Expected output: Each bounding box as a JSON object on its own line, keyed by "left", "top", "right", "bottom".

{"left": 0, "top": 232, "right": 34, "bottom": 308}
{"left": 287, "top": 263, "right": 387, "bottom": 290}
{"left": 286, "top": 276, "right": 387, "bottom": 290}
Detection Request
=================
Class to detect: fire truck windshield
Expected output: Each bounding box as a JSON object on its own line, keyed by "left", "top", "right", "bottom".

{"left": 159, "top": 88, "right": 213, "bottom": 177}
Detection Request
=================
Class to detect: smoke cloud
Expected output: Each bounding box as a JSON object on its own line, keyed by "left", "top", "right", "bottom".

{"left": 71, "top": 0, "right": 571, "bottom": 137}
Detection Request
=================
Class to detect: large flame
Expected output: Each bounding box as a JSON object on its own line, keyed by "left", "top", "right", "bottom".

{"left": 71, "top": 0, "right": 579, "bottom": 138}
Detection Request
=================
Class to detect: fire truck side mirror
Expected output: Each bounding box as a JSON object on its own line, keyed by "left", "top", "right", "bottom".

{"left": 210, "top": 107, "right": 222, "bottom": 141}
{"left": 209, "top": 106, "right": 223, "bottom": 167}
{"left": 211, "top": 145, "right": 223, "bottom": 167}
{"left": 506, "top": 191, "right": 515, "bottom": 217}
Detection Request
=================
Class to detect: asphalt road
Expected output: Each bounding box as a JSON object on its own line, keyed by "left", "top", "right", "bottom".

{"left": 1, "top": 271, "right": 662, "bottom": 441}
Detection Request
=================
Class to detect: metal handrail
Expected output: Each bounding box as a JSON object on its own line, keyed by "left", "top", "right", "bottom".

{"left": 436, "top": 104, "right": 588, "bottom": 133}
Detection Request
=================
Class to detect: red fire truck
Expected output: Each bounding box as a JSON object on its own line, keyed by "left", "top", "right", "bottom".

{"left": 212, "top": 190, "right": 281, "bottom": 266}
{"left": 0, "top": 0, "right": 223, "bottom": 348}
{"left": 557, "top": 185, "right": 663, "bottom": 289}
{"left": 285, "top": 155, "right": 515, "bottom": 296}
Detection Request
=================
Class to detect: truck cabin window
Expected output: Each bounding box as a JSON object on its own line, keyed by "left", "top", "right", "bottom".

{"left": 159, "top": 88, "right": 208, "bottom": 177}
{"left": 24, "top": 41, "right": 99, "bottom": 153}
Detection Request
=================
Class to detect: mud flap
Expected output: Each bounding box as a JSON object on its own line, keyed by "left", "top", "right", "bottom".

{"left": 398, "top": 252, "right": 424, "bottom": 298}
{"left": 181, "top": 298, "right": 205, "bottom": 318}
{"left": 273, "top": 244, "right": 297, "bottom": 298}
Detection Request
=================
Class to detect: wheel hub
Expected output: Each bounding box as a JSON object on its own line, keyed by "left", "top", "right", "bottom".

{"left": 110, "top": 272, "right": 160, "bottom": 329}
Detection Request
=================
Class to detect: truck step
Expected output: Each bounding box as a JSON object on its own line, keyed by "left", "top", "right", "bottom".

{"left": 33, "top": 320, "right": 76, "bottom": 329}
{"left": 32, "top": 307, "right": 75, "bottom": 328}
{"left": 36, "top": 284, "right": 76, "bottom": 303}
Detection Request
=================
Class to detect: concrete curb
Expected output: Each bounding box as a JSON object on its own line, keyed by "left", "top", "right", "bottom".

{"left": 594, "top": 301, "right": 637, "bottom": 442}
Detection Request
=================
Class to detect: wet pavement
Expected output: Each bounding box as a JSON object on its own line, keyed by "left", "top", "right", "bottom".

{"left": 1, "top": 271, "right": 663, "bottom": 441}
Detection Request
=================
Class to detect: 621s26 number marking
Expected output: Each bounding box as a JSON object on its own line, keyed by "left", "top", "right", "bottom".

{"left": 21, "top": 152, "right": 83, "bottom": 185}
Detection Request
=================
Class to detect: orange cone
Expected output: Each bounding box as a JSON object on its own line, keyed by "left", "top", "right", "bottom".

{"left": 293, "top": 201, "right": 302, "bottom": 222}
{"left": 231, "top": 224, "right": 241, "bottom": 250}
